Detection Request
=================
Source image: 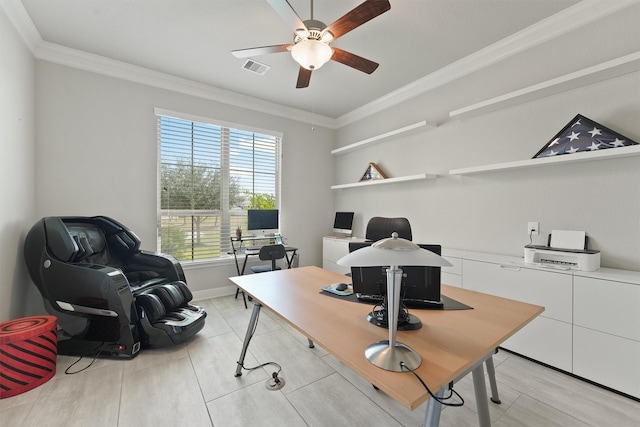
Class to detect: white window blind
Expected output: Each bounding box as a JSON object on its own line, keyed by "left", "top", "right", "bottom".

{"left": 157, "top": 111, "right": 281, "bottom": 262}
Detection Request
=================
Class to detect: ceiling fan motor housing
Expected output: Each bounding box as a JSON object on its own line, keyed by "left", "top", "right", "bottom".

{"left": 294, "top": 19, "right": 331, "bottom": 43}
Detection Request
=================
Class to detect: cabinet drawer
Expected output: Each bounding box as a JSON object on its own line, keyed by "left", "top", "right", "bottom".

{"left": 322, "top": 238, "right": 350, "bottom": 263}
{"left": 574, "top": 326, "right": 640, "bottom": 398}
{"left": 574, "top": 276, "right": 640, "bottom": 341}
{"left": 502, "top": 316, "right": 572, "bottom": 372}
{"left": 463, "top": 259, "right": 572, "bottom": 323}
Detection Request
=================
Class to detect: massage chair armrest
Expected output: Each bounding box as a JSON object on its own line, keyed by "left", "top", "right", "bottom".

{"left": 48, "top": 261, "right": 128, "bottom": 295}
{"left": 123, "top": 251, "right": 185, "bottom": 285}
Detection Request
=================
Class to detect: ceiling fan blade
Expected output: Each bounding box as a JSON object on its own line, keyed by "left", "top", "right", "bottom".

{"left": 267, "top": 0, "right": 309, "bottom": 37}
{"left": 232, "top": 44, "right": 292, "bottom": 58}
{"left": 324, "top": 0, "right": 390, "bottom": 41}
{"left": 330, "top": 47, "right": 379, "bottom": 74}
{"left": 296, "top": 67, "right": 312, "bottom": 88}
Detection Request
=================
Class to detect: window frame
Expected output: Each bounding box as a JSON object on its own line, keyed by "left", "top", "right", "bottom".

{"left": 155, "top": 108, "right": 282, "bottom": 264}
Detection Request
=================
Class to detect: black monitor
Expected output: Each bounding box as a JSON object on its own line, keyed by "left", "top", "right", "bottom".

{"left": 349, "top": 241, "right": 442, "bottom": 308}
{"left": 247, "top": 209, "right": 279, "bottom": 235}
{"left": 333, "top": 212, "right": 354, "bottom": 236}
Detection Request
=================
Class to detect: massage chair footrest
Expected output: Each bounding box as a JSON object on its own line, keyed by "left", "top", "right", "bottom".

{"left": 134, "top": 281, "right": 206, "bottom": 348}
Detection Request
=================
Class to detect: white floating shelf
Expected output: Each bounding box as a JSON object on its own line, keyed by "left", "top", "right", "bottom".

{"left": 449, "top": 144, "right": 640, "bottom": 176}
{"left": 331, "top": 173, "right": 436, "bottom": 190}
{"left": 449, "top": 51, "right": 640, "bottom": 120}
{"left": 331, "top": 120, "right": 435, "bottom": 155}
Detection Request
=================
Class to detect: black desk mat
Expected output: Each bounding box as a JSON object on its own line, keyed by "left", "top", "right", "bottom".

{"left": 320, "top": 290, "right": 472, "bottom": 310}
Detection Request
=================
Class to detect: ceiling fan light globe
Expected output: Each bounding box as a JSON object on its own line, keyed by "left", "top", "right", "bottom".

{"left": 291, "top": 40, "right": 332, "bottom": 71}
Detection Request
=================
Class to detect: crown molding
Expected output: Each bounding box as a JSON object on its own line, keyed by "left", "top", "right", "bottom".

{"left": 4, "top": 0, "right": 638, "bottom": 130}
{"left": 34, "top": 41, "right": 337, "bottom": 129}
{"left": 0, "top": 0, "right": 40, "bottom": 51}
{"left": 335, "top": 0, "right": 640, "bottom": 127}
{"left": 2, "top": 0, "right": 337, "bottom": 129}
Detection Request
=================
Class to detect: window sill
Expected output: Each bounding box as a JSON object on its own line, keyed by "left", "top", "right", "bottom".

{"left": 180, "top": 256, "right": 237, "bottom": 270}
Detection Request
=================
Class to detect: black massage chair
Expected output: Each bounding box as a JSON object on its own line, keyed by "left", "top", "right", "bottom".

{"left": 23, "top": 215, "right": 206, "bottom": 358}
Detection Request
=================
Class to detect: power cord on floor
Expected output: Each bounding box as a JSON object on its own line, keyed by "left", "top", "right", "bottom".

{"left": 399, "top": 361, "right": 464, "bottom": 407}
{"left": 65, "top": 350, "right": 102, "bottom": 375}
{"left": 234, "top": 308, "right": 282, "bottom": 380}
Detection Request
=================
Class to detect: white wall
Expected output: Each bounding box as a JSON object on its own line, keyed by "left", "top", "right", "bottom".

{"left": 333, "top": 5, "right": 640, "bottom": 271}
{"left": 33, "top": 61, "right": 334, "bottom": 301}
{"left": 0, "top": 7, "right": 38, "bottom": 321}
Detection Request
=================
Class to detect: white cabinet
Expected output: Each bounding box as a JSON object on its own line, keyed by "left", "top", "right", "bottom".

{"left": 573, "top": 275, "right": 640, "bottom": 398}
{"left": 434, "top": 250, "right": 640, "bottom": 397}
{"left": 462, "top": 259, "right": 573, "bottom": 371}
{"left": 322, "top": 237, "right": 366, "bottom": 275}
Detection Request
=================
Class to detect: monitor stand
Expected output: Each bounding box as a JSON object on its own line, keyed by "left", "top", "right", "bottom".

{"left": 366, "top": 296, "right": 422, "bottom": 331}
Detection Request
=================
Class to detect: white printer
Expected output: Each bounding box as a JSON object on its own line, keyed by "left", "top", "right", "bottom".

{"left": 524, "top": 230, "right": 600, "bottom": 271}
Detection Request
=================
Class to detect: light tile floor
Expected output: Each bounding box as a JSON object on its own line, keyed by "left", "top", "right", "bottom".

{"left": 2, "top": 294, "right": 639, "bottom": 426}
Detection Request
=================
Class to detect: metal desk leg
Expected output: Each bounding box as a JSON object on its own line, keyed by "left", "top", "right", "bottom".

{"left": 472, "top": 363, "right": 492, "bottom": 427}
{"left": 307, "top": 339, "right": 314, "bottom": 348}
{"left": 234, "top": 288, "right": 248, "bottom": 309}
{"left": 486, "top": 355, "right": 501, "bottom": 404}
{"left": 234, "top": 302, "right": 262, "bottom": 377}
{"left": 423, "top": 389, "right": 445, "bottom": 427}
{"left": 240, "top": 254, "right": 249, "bottom": 275}
{"left": 284, "top": 250, "right": 297, "bottom": 269}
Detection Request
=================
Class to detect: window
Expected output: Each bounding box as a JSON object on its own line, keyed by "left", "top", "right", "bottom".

{"left": 156, "top": 109, "right": 281, "bottom": 262}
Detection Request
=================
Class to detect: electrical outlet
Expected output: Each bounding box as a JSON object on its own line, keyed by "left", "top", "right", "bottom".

{"left": 527, "top": 221, "right": 539, "bottom": 236}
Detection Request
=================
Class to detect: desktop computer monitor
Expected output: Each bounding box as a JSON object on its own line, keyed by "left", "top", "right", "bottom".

{"left": 348, "top": 241, "right": 442, "bottom": 308}
{"left": 247, "top": 209, "right": 279, "bottom": 235}
{"left": 333, "top": 212, "right": 354, "bottom": 236}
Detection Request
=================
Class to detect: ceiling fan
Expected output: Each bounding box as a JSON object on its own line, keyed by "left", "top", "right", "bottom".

{"left": 232, "top": 0, "right": 391, "bottom": 88}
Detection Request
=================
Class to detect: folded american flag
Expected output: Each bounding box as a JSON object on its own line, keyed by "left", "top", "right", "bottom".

{"left": 533, "top": 114, "right": 638, "bottom": 158}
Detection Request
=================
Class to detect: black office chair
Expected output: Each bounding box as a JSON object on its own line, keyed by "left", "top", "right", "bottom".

{"left": 365, "top": 217, "right": 412, "bottom": 242}
{"left": 235, "top": 244, "right": 287, "bottom": 309}
{"left": 250, "top": 244, "right": 286, "bottom": 273}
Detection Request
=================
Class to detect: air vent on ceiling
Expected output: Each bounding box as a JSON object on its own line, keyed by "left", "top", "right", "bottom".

{"left": 242, "top": 59, "right": 270, "bottom": 75}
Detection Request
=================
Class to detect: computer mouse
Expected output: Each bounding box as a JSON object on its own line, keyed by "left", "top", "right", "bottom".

{"left": 335, "top": 283, "right": 348, "bottom": 291}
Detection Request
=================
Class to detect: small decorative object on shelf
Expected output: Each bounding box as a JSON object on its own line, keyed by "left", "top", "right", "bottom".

{"left": 533, "top": 114, "right": 638, "bottom": 158}
{"left": 360, "top": 162, "right": 388, "bottom": 182}
{"left": 236, "top": 226, "right": 242, "bottom": 239}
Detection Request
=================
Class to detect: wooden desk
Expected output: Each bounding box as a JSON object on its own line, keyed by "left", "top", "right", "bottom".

{"left": 230, "top": 266, "right": 543, "bottom": 426}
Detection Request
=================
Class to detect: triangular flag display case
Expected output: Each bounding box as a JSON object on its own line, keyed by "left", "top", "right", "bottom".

{"left": 360, "top": 162, "right": 388, "bottom": 182}
{"left": 533, "top": 114, "right": 638, "bottom": 158}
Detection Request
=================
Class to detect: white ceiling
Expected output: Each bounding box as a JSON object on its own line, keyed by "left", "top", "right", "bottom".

{"left": 14, "top": 0, "right": 588, "bottom": 121}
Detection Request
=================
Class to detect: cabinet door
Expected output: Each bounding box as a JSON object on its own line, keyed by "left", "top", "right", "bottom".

{"left": 463, "top": 260, "right": 572, "bottom": 323}
{"left": 574, "top": 326, "right": 640, "bottom": 399}
{"left": 574, "top": 276, "right": 640, "bottom": 341}
{"left": 463, "top": 259, "right": 573, "bottom": 370}
{"left": 502, "top": 316, "right": 572, "bottom": 372}
{"left": 322, "top": 238, "right": 352, "bottom": 274}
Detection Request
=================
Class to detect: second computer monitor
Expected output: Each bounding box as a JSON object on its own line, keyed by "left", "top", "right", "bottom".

{"left": 247, "top": 209, "right": 279, "bottom": 235}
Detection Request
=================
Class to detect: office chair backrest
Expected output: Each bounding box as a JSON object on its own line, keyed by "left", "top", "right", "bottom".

{"left": 258, "top": 244, "right": 286, "bottom": 271}
{"left": 365, "top": 217, "right": 412, "bottom": 242}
